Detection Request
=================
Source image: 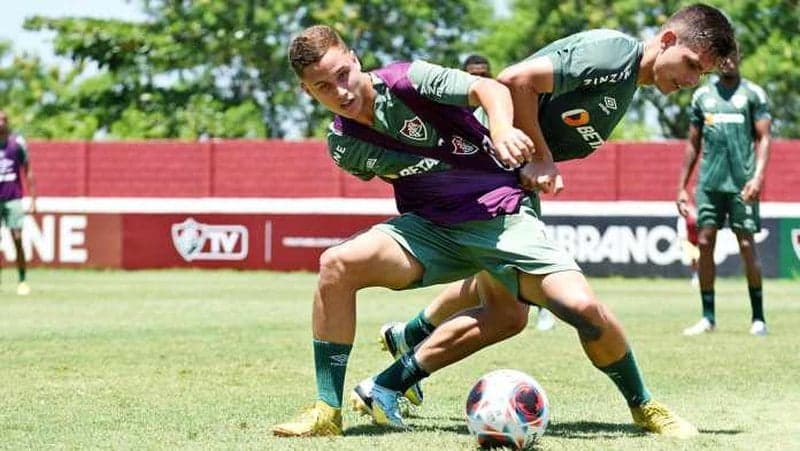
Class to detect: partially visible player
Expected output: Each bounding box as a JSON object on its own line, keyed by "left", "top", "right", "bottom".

{"left": 462, "top": 54, "right": 491, "bottom": 78}
{"left": 0, "top": 110, "right": 36, "bottom": 295}
{"left": 353, "top": 3, "right": 734, "bottom": 435}
{"left": 677, "top": 44, "right": 771, "bottom": 336}
{"left": 676, "top": 202, "right": 700, "bottom": 286}
{"left": 272, "top": 4, "right": 734, "bottom": 439}
{"left": 464, "top": 52, "right": 556, "bottom": 332}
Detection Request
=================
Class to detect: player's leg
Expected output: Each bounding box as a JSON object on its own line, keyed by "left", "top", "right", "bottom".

{"left": 684, "top": 190, "right": 722, "bottom": 335}
{"left": 378, "top": 277, "right": 480, "bottom": 406}
{"left": 381, "top": 277, "right": 480, "bottom": 361}
{"left": 524, "top": 270, "right": 697, "bottom": 438}
{"left": 272, "top": 227, "right": 424, "bottom": 437}
{"left": 730, "top": 195, "right": 766, "bottom": 335}
{"left": 5, "top": 200, "right": 29, "bottom": 295}
{"left": 408, "top": 271, "right": 529, "bottom": 371}
{"left": 351, "top": 197, "right": 562, "bottom": 425}
{"left": 351, "top": 271, "right": 529, "bottom": 427}
{"left": 11, "top": 229, "right": 29, "bottom": 295}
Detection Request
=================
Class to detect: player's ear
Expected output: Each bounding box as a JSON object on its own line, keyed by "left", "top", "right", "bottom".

{"left": 660, "top": 29, "right": 678, "bottom": 50}
{"left": 350, "top": 49, "right": 362, "bottom": 71}
{"left": 300, "top": 82, "right": 311, "bottom": 96}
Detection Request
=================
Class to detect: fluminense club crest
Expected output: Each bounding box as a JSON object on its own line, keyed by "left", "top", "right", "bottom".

{"left": 171, "top": 218, "right": 249, "bottom": 261}
{"left": 451, "top": 135, "right": 479, "bottom": 155}
{"left": 400, "top": 116, "right": 428, "bottom": 141}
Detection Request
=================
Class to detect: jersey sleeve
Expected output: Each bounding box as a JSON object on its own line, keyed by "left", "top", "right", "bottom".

{"left": 326, "top": 122, "right": 448, "bottom": 181}
{"left": 747, "top": 82, "right": 771, "bottom": 122}
{"left": 546, "top": 33, "right": 639, "bottom": 97}
{"left": 327, "top": 125, "right": 380, "bottom": 181}
{"left": 406, "top": 60, "right": 478, "bottom": 107}
{"left": 15, "top": 135, "right": 29, "bottom": 165}
{"left": 689, "top": 87, "right": 707, "bottom": 127}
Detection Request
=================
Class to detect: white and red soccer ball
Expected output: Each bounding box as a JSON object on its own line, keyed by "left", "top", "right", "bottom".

{"left": 465, "top": 369, "right": 550, "bottom": 450}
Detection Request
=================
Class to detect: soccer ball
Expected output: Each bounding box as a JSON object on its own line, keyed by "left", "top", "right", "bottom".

{"left": 465, "top": 369, "right": 549, "bottom": 450}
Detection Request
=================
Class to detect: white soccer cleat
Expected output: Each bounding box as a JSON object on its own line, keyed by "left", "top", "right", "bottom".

{"left": 350, "top": 378, "right": 407, "bottom": 429}
{"left": 536, "top": 308, "right": 555, "bottom": 331}
{"left": 749, "top": 320, "right": 768, "bottom": 336}
{"left": 16, "top": 281, "right": 31, "bottom": 296}
{"left": 379, "top": 322, "right": 424, "bottom": 406}
{"left": 682, "top": 317, "right": 714, "bottom": 336}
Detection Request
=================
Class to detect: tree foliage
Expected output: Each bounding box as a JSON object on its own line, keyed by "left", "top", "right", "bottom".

{"left": 13, "top": 0, "right": 486, "bottom": 139}
{"left": 1, "top": 0, "right": 797, "bottom": 139}
{"left": 482, "top": 0, "right": 800, "bottom": 138}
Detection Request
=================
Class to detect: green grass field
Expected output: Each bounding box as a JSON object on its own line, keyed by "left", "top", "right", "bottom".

{"left": 1, "top": 269, "right": 798, "bottom": 450}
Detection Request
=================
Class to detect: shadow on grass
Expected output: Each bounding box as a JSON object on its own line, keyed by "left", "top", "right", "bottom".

{"left": 347, "top": 417, "right": 743, "bottom": 439}
{"left": 547, "top": 420, "right": 643, "bottom": 438}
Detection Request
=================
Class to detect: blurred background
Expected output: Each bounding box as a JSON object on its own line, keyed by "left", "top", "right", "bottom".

{"left": 0, "top": 0, "right": 798, "bottom": 278}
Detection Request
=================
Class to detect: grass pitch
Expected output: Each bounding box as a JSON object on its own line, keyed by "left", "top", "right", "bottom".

{"left": 1, "top": 269, "right": 798, "bottom": 450}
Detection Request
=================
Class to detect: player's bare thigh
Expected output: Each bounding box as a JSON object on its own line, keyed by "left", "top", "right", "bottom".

{"left": 320, "top": 227, "right": 424, "bottom": 290}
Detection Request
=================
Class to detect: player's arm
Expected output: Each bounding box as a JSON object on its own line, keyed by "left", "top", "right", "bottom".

{"left": 676, "top": 124, "right": 702, "bottom": 217}
{"left": 18, "top": 137, "right": 36, "bottom": 214}
{"left": 741, "top": 117, "right": 772, "bottom": 202}
{"left": 496, "top": 57, "right": 562, "bottom": 193}
{"left": 467, "top": 77, "right": 534, "bottom": 169}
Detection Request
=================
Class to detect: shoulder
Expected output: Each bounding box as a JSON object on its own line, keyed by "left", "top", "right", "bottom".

{"left": 741, "top": 79, "right": 768, "bottom": 103}
{"left": 549, "top": 29, "right": 640, "bottom": 72}
{"left": 691, "top": 84, "right": 712, "bottom": 102}
{"left": 326, "top": 122, "right": 380, "bottom": 166}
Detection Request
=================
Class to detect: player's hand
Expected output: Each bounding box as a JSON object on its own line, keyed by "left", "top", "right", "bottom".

{"left": 490, "top": 125, "right": 534, "bottom": 169}
{"left": 519, "top": 160, "right": 564, "bottom": 195}
{"left": 740, "top": 177, "right": 762, "bottom": 203}
{"left": 676, "top": 189, "right": 691, "bottom": 217}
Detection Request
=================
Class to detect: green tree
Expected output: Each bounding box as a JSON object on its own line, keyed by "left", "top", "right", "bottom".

{"left": 19, "top": 0, "right": 488, "bottom": 139}
{"left": 481, "top": 0, "right": 799, "bottom": 138}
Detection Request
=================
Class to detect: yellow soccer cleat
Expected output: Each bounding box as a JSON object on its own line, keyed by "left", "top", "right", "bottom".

{"left": 272, "top": 400, "right": 343, "bottom": 437}
{"left": 16, "top": 281, "right": 31, "bottom": 296}
{"left": 631, "top": 399, "right": 699, "bottom": 439}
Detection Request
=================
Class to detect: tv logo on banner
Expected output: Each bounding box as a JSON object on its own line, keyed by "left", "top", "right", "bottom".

{"left": 171, "top": 218, "right": 248, "bottom": 261}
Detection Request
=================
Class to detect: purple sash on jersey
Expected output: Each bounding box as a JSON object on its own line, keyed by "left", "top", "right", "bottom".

{"left": 0, "top": 134, "right": 24, "bottom": 201}
{"left": 333, "top": 62, "right": 524, "bottom": 225}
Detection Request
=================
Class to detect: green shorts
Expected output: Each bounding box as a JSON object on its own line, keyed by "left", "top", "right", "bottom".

{"left": 0, "top": 199, "right": 25, "bottom": 230}
{"left": 696, "top": 189, "right": 760, "bottom": 233}
{"left": 373, "top": 197, "right": 580, "bottom": 298}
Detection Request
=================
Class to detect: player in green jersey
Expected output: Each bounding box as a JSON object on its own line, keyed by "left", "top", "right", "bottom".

{"left": 364, "top": 4, "right": 734, "bottom": 437}
{"left": 272, "top": 4, "right": 734, "bottom": 440}
{"left": 677, "top": 44, "right": 771, "bottom": 336}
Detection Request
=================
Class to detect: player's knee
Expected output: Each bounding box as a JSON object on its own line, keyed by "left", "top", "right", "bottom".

{"left": 737, "top": 236, "right": 754, "bottom": 253}
{"left": 317, "top": 246, "right": 352, "bottom": 288}
{"left": 562, "top": 297, "right": 608, "bottom": 341}
{"left": 488, "top": 304, "right": 528, "bottom": 339}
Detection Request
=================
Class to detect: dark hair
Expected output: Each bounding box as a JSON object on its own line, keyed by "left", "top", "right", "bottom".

{"left": 462, "top": 54, "right": 490, "bottom": 70}
{"left": 664, "top": 4, "right": 736, "bottom": 62}
{"left": 288, "top": 25, "right": 347, "bottom": 77}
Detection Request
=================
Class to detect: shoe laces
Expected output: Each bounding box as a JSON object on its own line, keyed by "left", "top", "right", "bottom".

{"left": 644, "top": 402, "right": 678, "bottom": 428}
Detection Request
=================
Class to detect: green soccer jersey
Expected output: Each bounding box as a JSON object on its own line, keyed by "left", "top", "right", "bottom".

{"left": 532, "top": 29, "right": 643, "bottom": 161}
{"left": 689, "top": 78, "right": 770, "bottom": 192}
{"left": 328, "top": 60, "right": 480, "bottom": 181}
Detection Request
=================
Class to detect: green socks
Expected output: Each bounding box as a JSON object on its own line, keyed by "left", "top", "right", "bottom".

{"left": 403, "top": 310, "right": 435, "bottom": 349}
{"left": 701, "top": 290, "right": 715, "bottom": 324}
{"left": 313, "top": 339, "right": 352, "bottom": 408}
{"left": 374, "top": 352, "right": 429, "bottom": 393}
{"left": 598, "top": 350, "right": 652, "bottom": 407}
{"left": 748, "top": 286, "right": 765, "bottom": 322}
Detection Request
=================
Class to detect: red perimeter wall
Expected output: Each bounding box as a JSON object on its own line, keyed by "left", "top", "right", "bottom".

{"left": 29, "top": 139, "right": 797, "bottom": 201}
